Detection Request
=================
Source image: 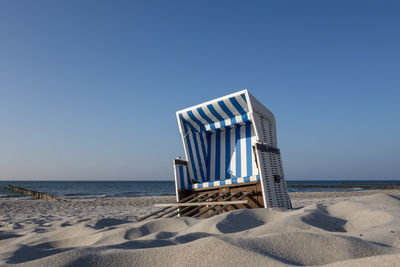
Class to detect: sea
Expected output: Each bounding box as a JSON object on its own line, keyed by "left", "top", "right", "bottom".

{"left": 1, "top": 180, "right": 399, "bottom": 200}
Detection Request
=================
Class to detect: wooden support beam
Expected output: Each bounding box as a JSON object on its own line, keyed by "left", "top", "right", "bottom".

{"left": 193, "top": 191, "right": 243, "bottom": 218}
{"left": 204, "top": 191, "right": 253, "bottom": 218}
{"left": 165, "top": 192, "right": 220, "bottom": 218}
{"left": 154, "top": 200, "right": 248, "bottom": 207}
{"left": 180, "top": 192, "right": 229, "bottom": 217}
{"left": 137, "top": 193, "right": 201, "bottom": 221}
{"left": 153, "top": 193, "right": 211, "bottom": 219}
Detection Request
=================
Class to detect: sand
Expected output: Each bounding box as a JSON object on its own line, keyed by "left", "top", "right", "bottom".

{"left": 1, "top": 190, "right": 400, "bottom": 266}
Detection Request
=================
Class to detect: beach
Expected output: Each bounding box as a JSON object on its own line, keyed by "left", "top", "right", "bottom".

{"left": 1, "top": 190, "right": 400, "bottom": 266}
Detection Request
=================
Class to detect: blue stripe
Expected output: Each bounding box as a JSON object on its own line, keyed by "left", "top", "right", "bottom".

{"left": 229, "top": 97, "right": 246, "bottom": 114}
{"left": 215, "top": 131, "right": 221, "bottom": 180}
{"left": 178, "top": 165, "right": 185, "bottom": 189}
{"left": 243, "top": 176, "right": 250, "bottom": 182}
{"left": 207, "top": 104, "right": 226, "bottom": 128}
{"left": 218, "top": 100, "right": 237, "bottom": 125}
{"left": 235, "top": 127, "right": 241, "bottom": 177}
{"left": 199, "top": 133, "right": 208, "bottom": 180}
{"left": 197, "top": 107, "right": 216, "bottom": 130}
{"left": 191, "top": 131, "right": 205, "bottom": 181}
{"left": 241, "top": 93, "right": 247, "bottom": 103}
{"left": 187, "top": 110, "right": 206, "bottom": 132}
{"left": 229, "top": 97, "right": 249, "bottom": 123}
{"left": 208, "top": 181, "right": 214, "bottom": 187}
{"left": 180, "top": 116, "right": 198, "bottom": 181}
{"left": 246, "top": 124, "right": 252, "bottom": 176}
{"left": 220, "top": 180, "right": 226, "bottom": 186}
{"left": 225, "top": 129, "right": 230, "bottom": 179}
{"left": 231, "top": 178, "right": 238, "bottom": 184}
{"left": 206, "top": 133, "right": 211, "bottom": 179}
{"left": 179, "top": 113, "right": 197, "bottom": 132}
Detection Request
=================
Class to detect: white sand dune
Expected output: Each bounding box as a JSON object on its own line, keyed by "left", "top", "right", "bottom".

{"left": 1, "top": 191, "right": 400, "bottom": 266}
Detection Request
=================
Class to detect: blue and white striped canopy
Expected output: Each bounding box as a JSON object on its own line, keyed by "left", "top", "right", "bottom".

{"left": 177, "top": 91, "right": 250, "bottom": 133}
{"left": 176, "top": 90, "right": 258, "bottom": 184}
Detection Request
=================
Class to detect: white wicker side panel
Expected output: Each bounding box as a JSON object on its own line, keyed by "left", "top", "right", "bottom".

{"left": 173, "top": 162, "right": 181, "bottom": 203}
{"left": 173, "top": 159, "right": 190, "bottom": 203}
{"left": 252, "top": 113, "right": 292, "bottom": 209}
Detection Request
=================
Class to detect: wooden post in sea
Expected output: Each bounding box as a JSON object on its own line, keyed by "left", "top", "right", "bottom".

{"left": 8, "top": 185, "right": 63, "bottom": 200}
{"left": 287, "top": 185, "right": 400, "bottom": 190}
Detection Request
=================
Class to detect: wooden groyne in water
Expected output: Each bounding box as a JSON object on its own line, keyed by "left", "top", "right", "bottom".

{"left": 288, "top": 185, "right": 400, "bottom": 190}
{"left": 8, "top": 185, "right": 62, "bottom": 200}
{"left": 340, "top": 182, "right": 400, "bottom": 186}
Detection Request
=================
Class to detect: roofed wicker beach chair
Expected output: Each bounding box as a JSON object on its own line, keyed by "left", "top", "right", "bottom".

{"left": 139, "top": 90, "right": 292, "bottom": 221}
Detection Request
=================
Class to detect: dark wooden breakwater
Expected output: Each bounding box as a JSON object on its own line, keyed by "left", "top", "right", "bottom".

{"left": 8, "top": 185, "right": 63, "bottom": 200}
{"left": 288, "top": 185, "right": 400, "bottom": 190}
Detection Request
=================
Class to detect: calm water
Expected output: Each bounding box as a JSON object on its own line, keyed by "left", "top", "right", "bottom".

{"left": 0, "top": 181, "right": 175, "bottom": 199}
{"left": 1, "top": 180, "right": 399, "bottom": 199}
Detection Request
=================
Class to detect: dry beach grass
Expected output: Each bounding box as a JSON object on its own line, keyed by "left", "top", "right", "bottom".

{"left": 1, "top": 190, "right": 400, "bottom": 266}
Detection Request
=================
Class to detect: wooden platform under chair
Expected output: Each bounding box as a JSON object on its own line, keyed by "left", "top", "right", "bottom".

{"left": 138, "top": 180, "right": 264, "bottom": 221}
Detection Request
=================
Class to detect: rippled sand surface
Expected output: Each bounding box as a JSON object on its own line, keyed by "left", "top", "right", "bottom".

{"left": 1, "top": 190, "right": 400, "bottom": 266}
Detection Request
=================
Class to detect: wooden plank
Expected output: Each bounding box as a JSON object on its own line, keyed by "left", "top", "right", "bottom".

{"left": 180, "top": 192, "right": 229, "bottom": 217}
{"left": 137, "top": 193, "right": 199, "bottom": 221}
{"left": 193, "top": 191, "right": 243, "bottom": 218}
{"left": 165, "top": 192, "right": 220, "bottom": 218}
{"left": 153, "top": 193, "right": 211, "bottom": 219}
{"left": 154, "top": 200, "right": 248, "bottom": 207}
{"left": 204, "top": 191, "right": 253, "bottom": 218}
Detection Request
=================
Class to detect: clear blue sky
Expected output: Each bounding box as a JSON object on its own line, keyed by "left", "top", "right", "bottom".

{"left": 1, "top": 1, "right": 399, "bottom": 180}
